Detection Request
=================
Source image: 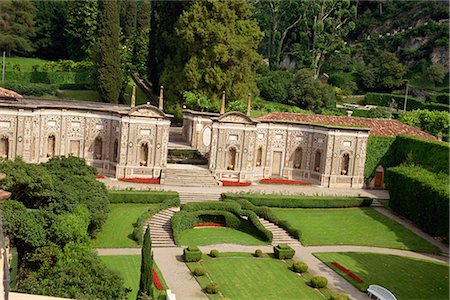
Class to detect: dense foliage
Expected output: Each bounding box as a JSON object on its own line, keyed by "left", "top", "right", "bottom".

{"left": 138, "top": 227, "right": 153, "bottom": 299}
{"left": 386, "top": 165, "right": 449, "bottom": 242}
{"left": 0, "top": 157, "right": 125, "bottom": 299}
{"left": 364, "top": 92, "right": 449, "bottom": 112}
{"left": 108, "top": 190, "right": 179, "bottom": 204}
{"left": 399, "top": 109, "right": 450, "bottom": 138}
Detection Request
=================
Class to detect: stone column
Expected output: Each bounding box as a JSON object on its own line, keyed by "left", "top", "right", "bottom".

{"left": 246, "top": 93, "right": 251, "bottom": 116}
{"left": 220, "top": 91, "right": 226, "bottom": 114}
{"left": 159, "top": 86, "right": 164, "bottom": 111}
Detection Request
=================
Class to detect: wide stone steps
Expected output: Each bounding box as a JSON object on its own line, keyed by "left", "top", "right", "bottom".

{"left": 163, "top": 167, "right": 218, "bottom": 187}
{"left": 145, "top": 207, "right": 179, "bottom": 247}
{"left": 257, "top": 217, "right": 300, "bottom": 246}
{"left": 371, "top": 199, "right": 384, "bottom": 207}
{"left": 179, "top": 192, "right": 222, "bottom": 204}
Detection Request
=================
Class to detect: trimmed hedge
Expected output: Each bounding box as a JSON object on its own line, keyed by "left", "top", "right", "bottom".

{"left": 1, "top": 80, "right": 57, "bottom": 96}
{"left": 221, "top": 193, "right": 373, "bottom": 208}
{"left": 310, "top": 276, "right": 328, "bottom": 288}
{"left": 365, "top": 92, "right": 449, "bottom": 112}
{"left": 273, "top": 244, "right": 295, "bottom": 259}
{"left": 172, "top": 206, "right": 272, "bottom": 245}
{"left": 389, "top": 135, "right": 449, "bottom": 174}
{"left": 130, "top": 192, "right": 180, "bottom": 244}
{"left": 9, "top": 247, "right": 18, "bottom": 289}
{"left": 4, "top": 70, "right": 92, "bottom": 85}
{"left": 385, "top": 165, "right": 449, "bottom": 242}
{"left": 292, "top": 261, "right": 308, "bottom": 273}
{"left": 223, "top": 198, "right": 301, "bottom": 240}
{"left": 205, "top": 283, "right": 220, "bottom": 294}
{"left": 364, "top": 136, "right": 395, "bottom": 179}
{"left": 108, "top": 190, "right": 179, "bottom": 204}
{"left": 183, "top": 246, "right": 202, "bottom": 262}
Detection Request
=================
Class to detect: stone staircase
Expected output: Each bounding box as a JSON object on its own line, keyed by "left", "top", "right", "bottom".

{"left": 371, "top": 199, "right": 384, "bottom": 207}
{"left": 168, "top": 127, "right": 192, "bottom": 150}
{"left": 145, "top": 207, "right": 179, "bottom": 247}
{"left": 257, "top": 217, "right": 300, "bottom": 246}
{"left": 163, "top": 164, "right": 218, "bottom": 187}
{"left": 179, "top": 191, "right": 222, "bottom": 204}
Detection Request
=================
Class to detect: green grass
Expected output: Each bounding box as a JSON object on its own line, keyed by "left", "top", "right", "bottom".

{"left": 271, "top": 207, "right": 439, "bottom": 253}
{"left": 179, "top": 227, "right": 268, "bottom": 246}
{"left": 35, "top": 89, "right": 101, "bottom": 101}
{"left": 91, "top": 204, "right": 158, "bottom": 248}
{"left": 315, "top": 252, "right": 449, "bottom": 300}
{"left": 123, "top": 78, "right": 150, "bottom": 106}
{"left": 100, "top": 255, "right": 168, "bottom": 300}
{"left": 187, "top": 252, "right": 329, "bottom": 300}
{"left": 2, "top": 56, "right": 50, "bottom": 71}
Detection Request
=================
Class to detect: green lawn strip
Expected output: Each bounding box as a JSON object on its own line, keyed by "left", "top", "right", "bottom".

{"left": 3, "top": 56, "right": 50, "bottom": 71}
{"left": 314, "top": 252, "right": 449, "bottom": 300}
{"left": 100, "top": 255, "right": 167, "bottom": 300}
{"left": 91, "top": 203, "right": 158, "bottom": 248}
{"left": 179, "top": 227, "right": 268, "bottom": 246}
{"left": 124, "top": 78, "right": 150, "bottom": 106}
{"left": 54, "top": 89, "right": 101, "bottom": 101}
{"left": 186, "top": 252, "right": 328, "bottom": 300}
{"left": 271, "top": 207, "right": 439, "bottom": 253}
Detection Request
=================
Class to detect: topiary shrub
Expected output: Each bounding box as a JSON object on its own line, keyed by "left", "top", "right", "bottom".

{"left": 310, "top": 276, "right": 328, "bottom": 288}
{"left": 292, "top": 261, "right": 308, "bottom": 273}
{"left": 273, "top": 244, "right": 295, "bottom": 259}
{"left": 330, "top": 293, "right": 350, "bottom": 300}
{"left": 193, "top": 267, "right": 206, "bottom": 276}
{"left": 254, "top": 249, "right": 263, "bottom": 257}
{"left": 183, "top": 246, "right": 202, "bottom": 262}
{"left": 209, "top": 249, "right": 219, "bottom": 258}
{"left": 205, "top": 283, "right": 220, "bottom": 294}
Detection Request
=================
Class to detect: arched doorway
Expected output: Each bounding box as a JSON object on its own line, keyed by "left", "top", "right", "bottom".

{"left": 374, "top": 165, "right": 385, "bottom": 188}
{"left": 227, "top": 147, "right": 236, "bottom": 170}
{"left": 47, "top": 135, "right": 55, "bottom": 158}
{"left": 0, "top": 137, "right": 9, "bottom": 159}
{"left": 139, "top": 142, "right": 149, "bottom": 166}
{"left": 293, "top": 147, "right": 302, "bottom": 169}
{"left": 341, "top": 153, "right": 350, "bottom": 175}
{"left": 94, "top": 137, "right": 103, "bottom": 160}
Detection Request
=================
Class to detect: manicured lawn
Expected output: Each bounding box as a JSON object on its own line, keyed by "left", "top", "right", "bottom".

{"left": 179, "top": 227, "right": 268, "bottom": 246}
{"left": 2, "top": 56, "right": 50, "bottom": 71}
{"left": 271, "top": 207, "right": 439, "bottom": 253}
{"left": 187, "top": 253, "right": 328, "bottom": 300}
{"left": 315, "top": 252, "right": 449, "bottom": 300}
{"left": 100, "top": 255, "right": 167, "bottom": 300}
{"left": 91, "top": 204, "right": 157, "bottom": 248}
{"left": 123, "top": 79, "right": 150, "bottom": 106}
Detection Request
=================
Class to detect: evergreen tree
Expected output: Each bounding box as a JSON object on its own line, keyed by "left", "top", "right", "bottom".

{"left": 96, "top": 0, "right": 121, "bottom": 103}
{"left": 64, "top": 0, "right": 99, "bottom": 61}
{"left": 0, "top": 0, "right": 36, "bottom": 56}
{"left": 133, "top": 0, "right": 150, "bottom": 78}
{"left": 137, "top": 227, "right": 153, "bottom": 299}
{"left": 160, "top": 0, "right": 263, "bottom": 105}
{"left": 120, "top": 0, "right": 137, "bottom": 50}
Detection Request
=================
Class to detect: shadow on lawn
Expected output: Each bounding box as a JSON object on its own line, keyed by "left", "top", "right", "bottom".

{"left": 360, "top": 207, "right": 439, "bottom": 254}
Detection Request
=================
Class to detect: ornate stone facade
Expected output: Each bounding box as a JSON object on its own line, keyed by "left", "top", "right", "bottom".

{"left": 184, "top": 109, "right": 369, "bottom": 188}
{"left": 0, "top": 98, "right": 170, "bottom": 179}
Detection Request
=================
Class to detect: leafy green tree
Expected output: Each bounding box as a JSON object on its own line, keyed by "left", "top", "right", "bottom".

{"left": 0, "top": 158, "right": 54, "bottom": 208}
{"left": 120, "top": 0, "right": 137, "bottom": 50}
{"left": 399, "top": 109, "right": 449, "bottom": 137}
{"left": 2, "top": 200, "right": 47, "bottom": 251}
{"left": 96, "top": 0, "right": 121, "bottom": 103}
{"left": 256, "top": 70, "right": 295, "bottom": 104}
{"left": 64, "top": 0, "right": 98, "bottom": 61}
{"left": 160, "top": 0, "right": 263, "bottom": 104}
{"left": 423, "top": 64, "right": 446, "bottom": 85}
{"left": 32, "top": 0, "right": 68, "bottom": 59}
{"left": 367, "top": 107, "right": 392, "bottom": 119}
{"left": 288, "top": 68, "right": 336, "bottom": 112}
{"left": 133, "top": 0, "right": 150, "bottom": 78}
{"left": 138, "top": 227, "right": 153, "bottom": 299}
{"left": 0, "top": 0, "right": 36, "bottom": 55}
{"left": 18, "top": 242, "right": 127, "bottom": 300}
{"left": 183, "top": 91, "right": 219, "bottom": 112}
{"left": 50, "top": 205, "right": 90, "bottom": 245}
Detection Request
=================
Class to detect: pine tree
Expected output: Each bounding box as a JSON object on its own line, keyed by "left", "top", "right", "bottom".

{"left": 96, "top": 0, "right": 121, "bottom": 103}
{"left": 137, "top": 227, "right": 153, "bottom": 299}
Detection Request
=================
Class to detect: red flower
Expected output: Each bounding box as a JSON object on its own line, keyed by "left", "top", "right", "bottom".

{"left": 195, "top": 222, "right": 225, "bottom": 228}
{"left": 259, "top": 178, "right": 311, "bottom": 185}
{"left": 119, "top": 178, "right": 160, "bottom": 184}
{"left": 331, "top": 261, "right": 363, "bottom": 283}
{"left": 220, "top": 180, "right": 251, "bottom": 186}
{"left": 96, "top": 174, "right": 105, "bottom": 179}
{"left": 152, "top": 268, "right": 164, "bottom": 291}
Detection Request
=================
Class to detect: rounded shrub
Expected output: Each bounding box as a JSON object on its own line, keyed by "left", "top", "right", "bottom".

{"left": 310, "top": 276, "right": 328, "bottom": 288}
{"left": 188, "top": 246, "right": 200, "bottom": 251}
{"left": 193, "top": 267, "right": 206, "bottom": 276}
{"left": 254, "top": 249, "right": 263, "bottom": 257}
{"left": 292, "top": 261, "right": 308, "bottom": 273}
{"left": 209, "top": 249, "right": 219, "bottom": 258}
{"left": 330, "top": 293, "right": 350, "bottom": 300}
{"left": 205, "top": 283, "right": 220, "bottom": 294}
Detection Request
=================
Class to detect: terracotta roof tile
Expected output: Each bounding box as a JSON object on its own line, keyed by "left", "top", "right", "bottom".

{"left": 258, "top": 112, "right": 436, "bottom": 140}
{"left": 0, "top": 87, "right": 22, "bottom": 98}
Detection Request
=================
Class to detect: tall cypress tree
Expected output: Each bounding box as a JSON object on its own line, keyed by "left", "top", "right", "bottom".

{"left": 96, "top": 0, "right": 121, "bottom": 103}
{"left": 137, "top": 227, "right": 153, "bottom": 299}
{"left": 133, "top": 0, "right": 150, "bottom": 78}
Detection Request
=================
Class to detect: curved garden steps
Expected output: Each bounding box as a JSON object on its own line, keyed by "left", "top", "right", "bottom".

{"left": 257, "top": 217, "right": 301, "bottom": 246}
{"left": 144, "top": 207, "right": 180, "bottom": 247}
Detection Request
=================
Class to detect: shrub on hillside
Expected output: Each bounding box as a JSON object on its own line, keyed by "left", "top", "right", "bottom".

{"left": 205, "top": 283, "right": 220, "bottom": 294}
{"left": 254, "top": 249, "right": 263, "bottom": 257}
{"left": 256, "top": 70, "right": 295, "bottom": 104}
{"left": 310, "top": 276, "right": 328, "bottom": 288}
{"left": 193, "top": 267, "right": 206, "bottom": 276}
{"left": 209, "top": 250, "right": 219, "bottom": 258}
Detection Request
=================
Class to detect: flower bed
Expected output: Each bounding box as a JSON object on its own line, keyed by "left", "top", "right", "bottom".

{"left": 96, "top": 174, "right": 105, "bottom": 179}
{"left": 194, "top": 222, "right": 225, "bottom": 228}
{"left": 119, "top": 178, "right": 160, "bottom": 184}
{"left": 259, "top": 178, "right": 311, "bottom": 185}
{"left": 331, "top": 261, "right": 363, "bottom": 283}
{"left": 152, "top": 268, "right": 164, "bottom": 291}
{"left": 220, "top": 180, "right": 251, "bottom": 186}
